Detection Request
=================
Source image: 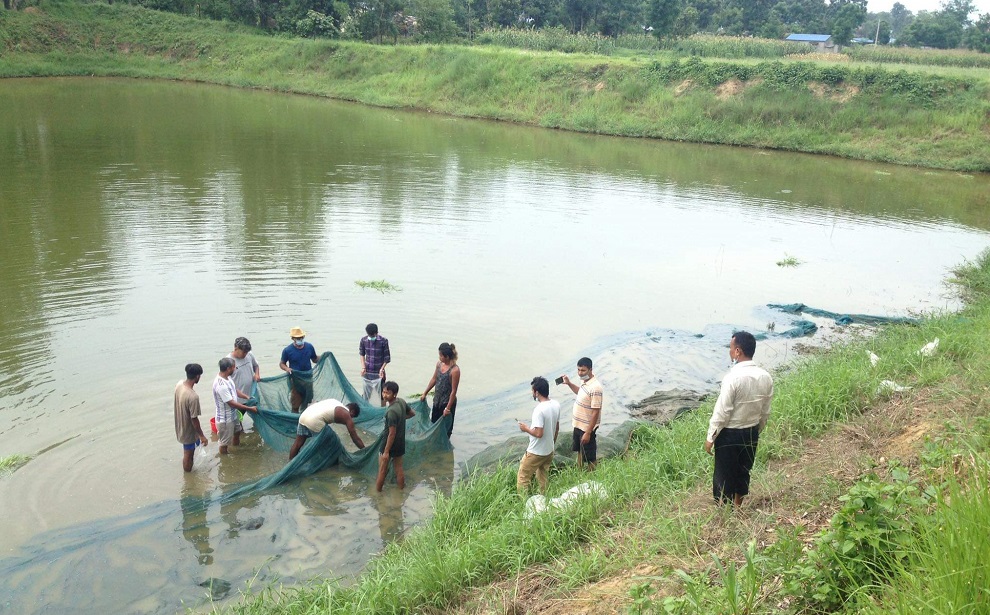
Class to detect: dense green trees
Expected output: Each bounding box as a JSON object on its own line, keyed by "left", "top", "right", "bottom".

{"left": 54, "top": 0, "right": 982, "bottom": 51}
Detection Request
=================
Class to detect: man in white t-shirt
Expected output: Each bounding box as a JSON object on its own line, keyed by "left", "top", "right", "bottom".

{"left": 289, "top": 398, "right": 366, "bottom": 460}
{"left": 516, "top": 376, "right": 561, "bottom": 494}
{"left": 226, "top": 337, "right": 261, "bottom": 400}
{"left": 213, "top": 357, "right": 258, "bottom": 455}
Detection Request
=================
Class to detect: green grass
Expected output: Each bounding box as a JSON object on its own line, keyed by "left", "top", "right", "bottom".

{"left": 776, "top": 255, "right": 801, "bottom": 267}
{"left": 1, "top": 2, "right": 989, "bottom": 171}
{"left": 0, "top": 454, "right": 31, "bottom": 475}
{"left": 354, "top": 279, "right": 402, "bottom": 293}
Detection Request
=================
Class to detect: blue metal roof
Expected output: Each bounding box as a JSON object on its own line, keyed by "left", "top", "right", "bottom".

{"left": 786, "top": 34, "right": 832, "bottom": 42}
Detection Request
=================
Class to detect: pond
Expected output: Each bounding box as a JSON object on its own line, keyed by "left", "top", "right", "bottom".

{"left": 0, "top": 77, "right": 988, "bottom": 614}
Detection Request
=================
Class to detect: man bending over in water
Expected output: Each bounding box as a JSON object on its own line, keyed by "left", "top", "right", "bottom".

{"left": 289, "top": 398, "right": 365, "bottom": 460}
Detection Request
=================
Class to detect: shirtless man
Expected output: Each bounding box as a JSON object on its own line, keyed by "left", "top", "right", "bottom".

{"left": 289, "top": 398, "right": 365, "bottom": 460}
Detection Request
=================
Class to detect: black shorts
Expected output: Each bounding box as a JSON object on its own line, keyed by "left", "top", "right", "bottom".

{"left": 572, "top": 427, "right": 598, "bottom": 463}
{"left": 713, "top": 426, "right": 760, "bottom": 503}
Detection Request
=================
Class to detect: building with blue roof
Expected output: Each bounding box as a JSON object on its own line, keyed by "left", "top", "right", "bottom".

{"left": 785, "top": 33, "right": 838, "bottom": 52}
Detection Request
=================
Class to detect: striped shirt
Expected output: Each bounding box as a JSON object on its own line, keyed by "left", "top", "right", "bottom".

{"left": 706, "top": 360, "right": 774, "bottom": 442}
{"left": 359, "top": 335, "right": 391, "bottom": 377}
{"left": 571, "top": 376, "right": 603, "bottom": 432}
{"left": 212, "top": 375, "right": 238, "bottom": 424}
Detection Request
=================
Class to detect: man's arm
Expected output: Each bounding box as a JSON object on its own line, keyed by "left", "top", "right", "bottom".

{"left": 310, "top": 345, "right": 319, "bottom": 366}
{"left": 227, "top": 399, "right": 257, "bottom": 413}
{"left": 381, "top": 340, "right": 391, "bottom": 377}
{"left": 252, "top": 354, "right": 261, "bottom": 382}
{"left": 705, "top": 378, "right": 735, "bottom": 453}
{"left": 280, "top": 361, "right": 292, "bottom": 374}
{"left": 554, "top": 422, "right": 559, "bottom": 443}
{"left": 345, "top": 420, "right": 365, "bottom": 449}
{"left": 406, "top": 404, "right": 416, "bottom": 418}
{"left": 237, "top": 389, "right": 250, "bottom": 400}
{"left": 758, "top": 380, "right": 774, "bottom": 432}
{"left": 561, "top": 375, "right": 579, "bottom": 395}
{"left": 359, "top": 340, "right": 367, "bottom": 376}
{"left": 191, "top": 399, "right": 209, "bottom": 446}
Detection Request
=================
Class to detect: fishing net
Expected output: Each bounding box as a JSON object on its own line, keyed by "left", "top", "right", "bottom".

{"left": 768, "top": 303, "right": 918, "bottom": 326}
{"left": 220, "top": 352, "right": 451, "bottom": 502}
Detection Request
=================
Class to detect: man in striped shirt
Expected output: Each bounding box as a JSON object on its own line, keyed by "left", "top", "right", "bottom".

{"left": 561, "top": 357, "right": 603, "bottom": 470}
{"left": 359, "top": 323, "right": 390, "bottom": 406}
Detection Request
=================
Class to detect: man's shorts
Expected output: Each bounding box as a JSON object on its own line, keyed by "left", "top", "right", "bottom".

{"left": 572, "top": 427, "right": 598, "bottom": 463}
{"left": 182, "top": 441, "right": 198, "bottom": 451}
{"left": 217, "top": 419, "right": 244, "bottom": 446}
{"left": 296, "top": 423, "right": 314, "bottom": 437}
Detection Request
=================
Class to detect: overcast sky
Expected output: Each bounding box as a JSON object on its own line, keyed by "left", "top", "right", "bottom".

{"left": 867, "top": 0, "right": 990, "bottom": 15}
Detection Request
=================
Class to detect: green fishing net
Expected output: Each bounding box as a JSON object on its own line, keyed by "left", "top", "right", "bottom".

{"left": 221, "top": 352, "right": 451, "bottom": 502}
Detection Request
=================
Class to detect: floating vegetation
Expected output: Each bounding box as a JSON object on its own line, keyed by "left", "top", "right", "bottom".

{"left": 777, "top": 255, "right": 802, "bottom": 267}
{"left": 355, "top": 280, "right": 402, "bottom": 294}
{"left": 0, "top": 454, "right": 31, "bottom": 476}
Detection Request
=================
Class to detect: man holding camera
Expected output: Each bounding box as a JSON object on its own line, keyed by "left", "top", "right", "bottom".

{"left": 560, "top": 357, "right": 603, "bottom": 470}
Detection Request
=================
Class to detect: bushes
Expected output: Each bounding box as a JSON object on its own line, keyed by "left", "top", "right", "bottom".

{"left": 643, "top": 57, "right": 971, "bottom": 105}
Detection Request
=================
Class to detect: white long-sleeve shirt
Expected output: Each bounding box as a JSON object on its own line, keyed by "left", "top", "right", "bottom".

{"left": 706, "top": 360, "right": 774, "bottom": 443}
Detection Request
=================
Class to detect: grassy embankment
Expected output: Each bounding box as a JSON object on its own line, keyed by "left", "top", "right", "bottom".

{"left": 2, "top": 2, "right": 990, "bottom": 171}
{"left": 209, "top": 252, "right": 990, "bottom": 615}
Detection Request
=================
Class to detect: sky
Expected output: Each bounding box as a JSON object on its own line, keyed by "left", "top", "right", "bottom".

{"left": 867, "top": 0, "right": 990, "bottom": 15}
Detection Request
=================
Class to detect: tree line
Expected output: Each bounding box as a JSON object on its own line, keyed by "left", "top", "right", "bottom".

{"left": 5, "top": 0, "right": 988, "bottom": 51}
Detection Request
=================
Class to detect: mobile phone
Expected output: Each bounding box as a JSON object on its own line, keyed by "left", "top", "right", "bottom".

{"left": 555, "top": 376, "right": 564, "bottom": 386}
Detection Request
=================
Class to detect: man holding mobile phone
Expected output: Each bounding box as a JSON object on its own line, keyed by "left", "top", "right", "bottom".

{"left": 517, "top": 376, "right": 560, "bottom": 494}
{"left": 560, "top": 357, "right": 603, "bottom": 470}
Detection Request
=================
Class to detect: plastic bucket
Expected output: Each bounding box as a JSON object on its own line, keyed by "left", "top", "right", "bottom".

{"left": 210, "top": 416, "right": 217, "bottom": 434}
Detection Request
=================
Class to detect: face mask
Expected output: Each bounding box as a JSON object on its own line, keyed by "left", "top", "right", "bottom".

{"left": 293, "top": 339, "right": 305, "bottom": 347}
{"left": 579, "top": 373, "right": 591, "bottom": 382}
{"left": 368, "top": 336, "right": 377, "bottom": 342}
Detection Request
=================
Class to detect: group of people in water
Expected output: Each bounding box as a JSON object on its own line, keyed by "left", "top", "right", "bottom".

{"left": 171, "top": 324, "right": 462, "bottom": 490}
{"left": 174, "top": 323, "right": 772, "bottom": 507}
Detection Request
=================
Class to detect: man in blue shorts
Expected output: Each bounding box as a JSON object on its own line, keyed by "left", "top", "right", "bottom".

{"left": 174, "top": 363, "right": 209, "bottom": 472}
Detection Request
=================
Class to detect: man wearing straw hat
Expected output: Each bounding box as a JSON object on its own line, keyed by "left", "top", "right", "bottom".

{"left": 279, "top": 327, "right": 319, "bottom": 413}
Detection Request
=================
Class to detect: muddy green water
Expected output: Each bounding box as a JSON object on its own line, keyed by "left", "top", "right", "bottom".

{"left": 0, "top": 77, "right": 988, "bottom": 614}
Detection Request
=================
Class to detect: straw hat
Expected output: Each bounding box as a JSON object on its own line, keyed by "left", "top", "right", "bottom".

{"left": 290, "top": 327, "right": 306, "bottom": 338}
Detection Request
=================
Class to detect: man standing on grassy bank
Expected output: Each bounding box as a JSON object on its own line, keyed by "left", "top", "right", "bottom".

{"left": 517, "top": 376, "right": 561, "bottom": 494}
{"left": 705, "top": 331, "right": 773, "bottom": 507}
{"left": 561, "top": 357, "right": 603, "bottom": 470}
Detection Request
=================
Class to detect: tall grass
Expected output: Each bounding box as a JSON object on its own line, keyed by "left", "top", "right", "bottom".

{"left": 660, "top": 34, "right": 813, "bottom": 59}
{"left": 474, "top": 26, "right": 620, "bottom": 55}
{"left": 847, "top": 45, "right": 990, "bottom": 69}
{"left": 869, "top": 452, "right": 990, "bottom": 614}
{"left": 0, "top": 454, "right": 31, "bottom": 475}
